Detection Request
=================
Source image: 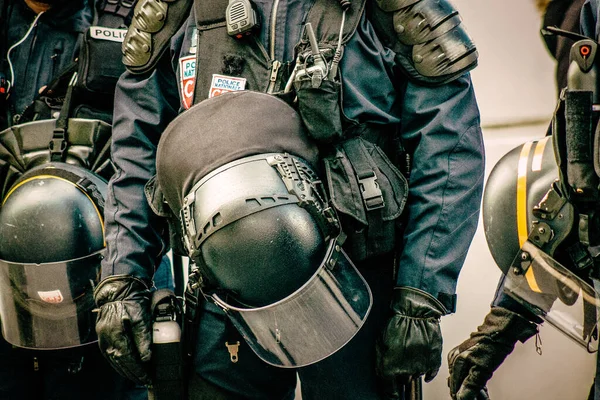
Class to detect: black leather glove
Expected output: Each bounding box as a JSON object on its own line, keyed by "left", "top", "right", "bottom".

{"left": 376, "top": 287, "right": 447, "bottom": 398}
{"left": 447, "top": 306, "right": 538, "bottom": 400}
{"left": 94, "top": 275, "right": 153, "bottom": 385}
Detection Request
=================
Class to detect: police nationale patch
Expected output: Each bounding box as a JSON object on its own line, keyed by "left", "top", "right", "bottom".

{"left": 179, "top": 55, "right": 196, "bottom": 110}
{"left": 90, "top": 26, "right": 127, "bottom": 43}
{"left": 209, "top": 74, "right": 247, "bottom": 98}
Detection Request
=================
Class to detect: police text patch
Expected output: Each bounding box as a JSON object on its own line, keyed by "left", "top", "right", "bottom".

{"left": 90, "top": 26, "right": 127, "bottom": 43}
{"left": 209, "top": 74, "right": 247, "bottom": 98}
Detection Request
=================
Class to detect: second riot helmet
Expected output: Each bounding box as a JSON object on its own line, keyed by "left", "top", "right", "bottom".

{"left": 0, "top": 162, "right": 106, "bottom": 349}
{"left": 155, "top": 91, "right": 373, "bottom": 368}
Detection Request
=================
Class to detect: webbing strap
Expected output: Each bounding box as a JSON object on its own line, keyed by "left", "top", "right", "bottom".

{"left": 49, "top": 74, "right": 78, "bottom": 162}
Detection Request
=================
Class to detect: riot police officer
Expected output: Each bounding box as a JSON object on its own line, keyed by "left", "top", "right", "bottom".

{"left": 0, "top": 0, "right": 169, "bottom": 398}
{"left": 448, "top": 1, "right": 600, "bottom": 399}
{"left": 93, "top": 0, "right": 485, "bottom": 398}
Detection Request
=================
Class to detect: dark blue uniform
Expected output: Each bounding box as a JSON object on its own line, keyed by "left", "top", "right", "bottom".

{"left": 104, "top": 1, "right": 484, "bottom": 398}
{"left": 0, "top": 0, "right": 91, "bottom": 128}
{"left": 0, "top": 1, "right": 170, "bottom": 398}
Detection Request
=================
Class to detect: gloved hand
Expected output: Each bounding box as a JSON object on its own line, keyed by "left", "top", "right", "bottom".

{"left": 447, "top": 306, "right": 538, "bottom": 400}
{"left": 376, "top": 287, "right": 447, "bottom": 398}
{"left": 94, "top": 275, "right": 153, "bottom": 385}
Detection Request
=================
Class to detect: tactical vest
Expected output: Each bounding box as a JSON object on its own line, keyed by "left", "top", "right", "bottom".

{"left": 137, "top": 0, "right": 477, "bottom": 262}
{"left": 136, "top": 0, "right": 399, "bottom": 262}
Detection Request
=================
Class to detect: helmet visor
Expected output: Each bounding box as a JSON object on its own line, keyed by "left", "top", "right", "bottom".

{"left": 211, "top": 240, "right": 372, "bottom": 368}
{"left": 504, "top": 240, "right": 599, "bottom": 351}
{"left": 0, "top": 251, "right": 103, "bottom": 349}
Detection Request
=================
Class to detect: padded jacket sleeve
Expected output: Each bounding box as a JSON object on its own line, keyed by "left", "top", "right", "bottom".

{"left": 101, "top": 54, "right": 180, "bottom": 281}
{"left": 396, "top": 74, "right": 485, "bottom": 312}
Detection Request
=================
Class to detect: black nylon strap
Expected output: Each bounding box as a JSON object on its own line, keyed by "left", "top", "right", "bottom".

{"left": 565, "top": 90, "right": 593, "bottom": 163}
{"left": 564, "top": 90, "right": 598, "bottom": 200}
{"left": 49, "top": 74, "right": 78, "bottom": 162}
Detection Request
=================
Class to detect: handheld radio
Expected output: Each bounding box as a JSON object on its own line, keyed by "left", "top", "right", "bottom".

{"left": 226, "top": 0, "right": 259, "bottom": 39}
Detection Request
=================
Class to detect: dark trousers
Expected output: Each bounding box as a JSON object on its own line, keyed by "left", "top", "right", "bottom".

{"left": 0, "top": 335, "right": 148, "bottom": 400}
{"left": 189, "top": 254, "right": 396, "bottom": 400}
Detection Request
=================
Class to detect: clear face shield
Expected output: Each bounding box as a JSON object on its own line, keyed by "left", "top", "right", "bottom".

{"left": 209, "top": 239, "right": 373, "bottom": 368}
{"left": 504, "top": 240, "right": 599, "bottom": 351}
{"left": 0, "top": 251, "right": 103, "bottom": 349}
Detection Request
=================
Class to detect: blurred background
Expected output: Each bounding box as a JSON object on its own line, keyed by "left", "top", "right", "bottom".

{"left": 424, "top": 0, "right": 597, "bottom": 399}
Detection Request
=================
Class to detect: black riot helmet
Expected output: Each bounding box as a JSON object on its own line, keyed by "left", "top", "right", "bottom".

{"left": 483, "top": 136, "right": 562, "bottom": 273}
{"left": 0, "top": 162, "right": 106, "bottom": 349}
{"left": 155, "top": 91, "right": 373, "bottom": 368}
{"left": 483, "top": 136, "right": 600, "bottom": 350}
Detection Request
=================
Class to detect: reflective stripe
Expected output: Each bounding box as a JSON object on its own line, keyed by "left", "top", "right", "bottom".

{"left": 531, "top": 136, "right": 550, "bottom": 172}
{"left": 516, "top": 141, "right": 542, "bottom": 293}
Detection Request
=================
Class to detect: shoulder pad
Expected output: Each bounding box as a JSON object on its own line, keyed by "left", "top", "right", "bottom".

{"left": 122, "top": 0, "right": 193, "bottom": 74}
{"left": 372, "top": 0, "right": 478, "bottom": 85}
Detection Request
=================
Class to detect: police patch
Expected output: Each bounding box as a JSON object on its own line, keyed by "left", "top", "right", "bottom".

{"left": 90, "top": 26, "right": 127, "bottom": 43}
{"left": 209, "top": 74, "right": 247, "bottom": 98}
{"left": 179, "top": 55, "right": 196, "bottom": 110}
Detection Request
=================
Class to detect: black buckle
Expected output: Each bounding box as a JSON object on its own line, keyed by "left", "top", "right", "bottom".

{"left": 358, "top": 172, "right": 384, "bottom": 211}
{"left": 49, "top": 128, "right": 67, "bottom": 160}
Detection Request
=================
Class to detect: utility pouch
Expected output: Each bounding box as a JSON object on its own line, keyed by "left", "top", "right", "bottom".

{"left": 77, "top": 26, "right": 127, "bottom": 96}
{"left": 77, "top": 0, "right": 132, "bottom": 98}
{"left": 72, "top": 103, "right": 113, "bottom": 125}
{"left": 145, "top": 175, "right": 189, "bottom": 257}
{"left": 294, "top": 78, "right": 343, "bottom": 143}
{"left": 323, "top": 135, "right": 408, "bottom": 261}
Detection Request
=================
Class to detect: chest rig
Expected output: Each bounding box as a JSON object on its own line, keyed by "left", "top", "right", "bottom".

{"left": 191, "top": 0, "right": 363, "bottom": 103}
{"left": 190, "top": 0, "right": 412, "bottom": 263}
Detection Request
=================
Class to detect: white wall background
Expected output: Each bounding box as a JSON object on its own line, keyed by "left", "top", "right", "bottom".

{"left": 424, "top": 1, "right": 597, "bottom": 399}
{"left": 454, "top": 0, "right": 558, "bottom": 126}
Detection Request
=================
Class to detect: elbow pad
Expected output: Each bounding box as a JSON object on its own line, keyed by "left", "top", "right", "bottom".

{"left": 371, "top": 0, "right": 478, "bottom": 85}
{"left": 122, "top": 0, "right": 193, "bottom": 74}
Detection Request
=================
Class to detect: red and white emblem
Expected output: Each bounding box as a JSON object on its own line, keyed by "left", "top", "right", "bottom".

{"left": 179, "top": 55, "right": 196, "bottom": 110}
{"left": 38, "top": 290, "right": 64, "bottom": 304}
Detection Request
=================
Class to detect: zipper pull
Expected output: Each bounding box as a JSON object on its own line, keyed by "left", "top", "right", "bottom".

{"left": 225, "top": 341, "right": 240, "bottom": 363}
{"left": 267, "top": 60, "right": 281, "bottom": 93}
{"left": 535, "top": 331, "right": 543, "bottom": 355}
